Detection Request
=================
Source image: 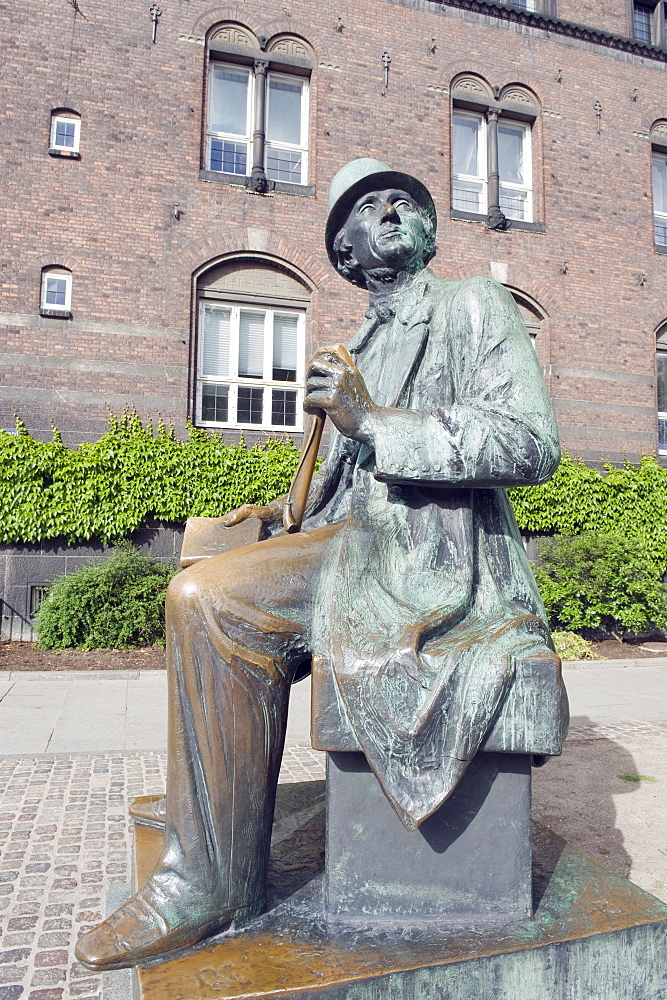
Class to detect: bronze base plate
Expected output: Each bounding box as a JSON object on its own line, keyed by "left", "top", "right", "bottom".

{"left": 131, "top": 783, "right": 667, "bottom": 1000}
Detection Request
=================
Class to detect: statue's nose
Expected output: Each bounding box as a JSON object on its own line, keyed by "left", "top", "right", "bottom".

{"left": 380, "top": 202, "right": 400, "bottom": 222}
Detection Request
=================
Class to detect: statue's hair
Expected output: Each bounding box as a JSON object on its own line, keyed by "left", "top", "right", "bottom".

{"left": 333, "top": 205, "right": 436, "bottom": 288}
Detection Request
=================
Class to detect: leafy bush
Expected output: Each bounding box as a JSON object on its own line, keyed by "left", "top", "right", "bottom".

{"left": 533, "top": 533, "right": 667, "bottom": 638}
{"left": 36, "top": 547, "right": 176, "bottom": 649}
{"left": 551, "top": 630, "right": 603, "bottom": 661}
{"left": 0, "top": 412, "right": 301, "bottom": 544}
{"left": 509, "top": 454, "right": 667, "bottom": 577}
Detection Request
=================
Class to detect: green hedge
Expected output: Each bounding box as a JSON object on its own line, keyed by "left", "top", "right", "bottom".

{"left": 508, "top": 453, "right": 667, "bottom": 576}
{"left": 0, "top": 413, "right": 301, "bottom": 545}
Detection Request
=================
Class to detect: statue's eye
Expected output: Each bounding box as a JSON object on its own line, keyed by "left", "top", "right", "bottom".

{"left": 358, "top": 202, "right": 375, "bottom": 214}
{"left": 394, "top": 199, "right": 411, "bottom": 211}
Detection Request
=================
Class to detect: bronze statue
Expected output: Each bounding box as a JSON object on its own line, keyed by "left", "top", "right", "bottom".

{"left": 75, "top": 159, "right": 563, "bottom": 971}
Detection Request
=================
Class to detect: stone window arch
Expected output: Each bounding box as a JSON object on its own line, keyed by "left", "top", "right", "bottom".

{"left": 195, "top": 255, "right": 311, "bottom": 430}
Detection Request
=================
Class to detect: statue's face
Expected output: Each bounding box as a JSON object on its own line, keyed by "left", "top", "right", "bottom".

{"left": 341, "top": 188, "right": 427, "bottom": 274}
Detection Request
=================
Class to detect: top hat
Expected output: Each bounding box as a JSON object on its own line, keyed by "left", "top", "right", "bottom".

{"left": 325, "top": 158, "right": 437, "bottom": 278}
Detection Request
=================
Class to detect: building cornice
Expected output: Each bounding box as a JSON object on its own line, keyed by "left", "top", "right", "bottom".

{"left": 430, "top": 0, "right": 667, "bottom": 63}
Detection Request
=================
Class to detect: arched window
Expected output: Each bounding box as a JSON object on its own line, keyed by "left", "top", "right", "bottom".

{"left": 651, "top": 121, "right": 667, "bottom": 249}
{"left": 49, "top": 109, "right": 81, "bottom": 158}
{"left": 657, "top": 322, "right": 667, "bottom": 454}
{"left": 451, "top": 76, "right": 541, "bottom": 229}
{"left": 40, "top": 266, "right": 72, "bottom": 317}
{"left": 204, "top": 24, "right": 313, "bottom": 192}
{"left": 196, "top": 257, "right": 311, "bottom": 430}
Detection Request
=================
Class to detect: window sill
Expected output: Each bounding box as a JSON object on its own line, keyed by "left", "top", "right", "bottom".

{"left": 39, "top": 308, "right": 72, "bottom": 319}
{"left": 450, "top": 209, "right": 546, "bottom": 234}
{"left": 199, "top": 169, "right": 315, "bottom": 197}
{"left": 48, "top": 148, "right": 80, "bottom": 159}
{"left": 655, "top": 243, "right": 667, "bottom": 254}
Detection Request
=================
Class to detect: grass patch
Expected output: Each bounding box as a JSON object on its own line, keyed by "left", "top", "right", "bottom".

{"left": 617, "top": 773, "right": 658, "bottom": 783}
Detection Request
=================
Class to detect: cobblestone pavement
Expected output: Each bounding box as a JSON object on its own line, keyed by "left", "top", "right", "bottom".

{"left": 1, "top": 728, "right": 666, "bottom": 999}
{"left": 0, "top": 748, "right": 324, "bottom": 1000}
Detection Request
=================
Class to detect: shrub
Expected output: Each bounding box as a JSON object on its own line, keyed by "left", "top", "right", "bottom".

{"left": 0, "top": 412, "right": 301, "bottom": 544}
{"left": 533, "top": 533, "right": 667, "bottom": 638}
{"left": 551, "top": 630, "right": 603, "bottom": 661}
{"left": 36, "top": 547, "right": 176, "bottom": 649}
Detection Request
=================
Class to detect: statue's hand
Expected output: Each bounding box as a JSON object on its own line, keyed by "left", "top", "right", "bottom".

{"left": 305, "top": 345, "right": 378, "bottom": 442}
{"left": 220, "top": 500, "right": 285, "bottom": 528}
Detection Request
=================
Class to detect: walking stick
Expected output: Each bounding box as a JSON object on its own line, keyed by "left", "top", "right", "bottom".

{"left": 282, "top": 343, "right": 354, "bottom": 533}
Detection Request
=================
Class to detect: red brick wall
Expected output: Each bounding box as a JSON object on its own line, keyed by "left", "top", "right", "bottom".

{"left": 1, "top": 0, "right": 666, "bottom": 463}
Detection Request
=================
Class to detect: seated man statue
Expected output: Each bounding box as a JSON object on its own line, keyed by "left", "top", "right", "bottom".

{"left": 76, "top": 159, "right": 562, "bottom": 971}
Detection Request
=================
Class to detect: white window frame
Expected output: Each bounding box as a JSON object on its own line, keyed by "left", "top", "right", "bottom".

{"left": 265, "top": 71, "right": 309, "bottom": 185}
{"left": 49, "top": 113, "right": 81, "bottom": 154}
{"left": 197, "top": 300, "right": 305, "bottom": 431}
{"left": 452, "top": 110, "right": 533, "bottom": 223}
{"left": 498, "top": 119, "right": 533, "bottom": 223}
{"left": 652, "top": 151, "right": 667, "bottom": 246}
{"left": 206, "top": 63, "right": 254, "bottom": 177}
{"left": 452, "top": 111, "right": 488, "bottom": 216}
{"left": 658, "top": 347, "right": 667, "bottom": 455}
{"left": 40, "top": 269, "right": 72, "bottom": 313}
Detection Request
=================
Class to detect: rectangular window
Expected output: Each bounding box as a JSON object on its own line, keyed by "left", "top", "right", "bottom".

{"left": 198, "top": 301, "right": 305, "bottom": 430}
{"left": 633, "top": 2, "right": 654, "bottom": 42}
{"left": 513, "top": 0, "right": 537, "bottom": 9}
{"left": 265, "top": 74, "right": 308, "bottom": 184}
{"left": 452, "top": 112, "right": 487, "bottom": 214}
{"left": 499, "top": 121, "right": 532, "bottom": 222}
{"left": 49, "top": 114, "right": 81, "bottom": 154}
{"left": 40, "top": 270, "right": 72, "bottom": 313}
{"left": 653, "top": 153, "right": 667, "bottom": 245}
{"left": 207, "top": 65, "right": 252, "bottom": 175}
{"left": 658, "top": 351, "right": 667, "bottom": 454}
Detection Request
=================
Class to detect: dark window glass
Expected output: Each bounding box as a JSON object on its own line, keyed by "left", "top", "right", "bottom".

{"left": 658, "top": 352, "right": 667, "bottom": 412}
{"left": 201, "top": 383, "right": 229, "bottom": 422}
{"left": 30, "top": 585, "right": 49, "bottom": 617}
{"left": 237, "top": 386, "right": 263, "bottom": 424}
{"left": 45, "top": 277, "right": 67, "bottom": 305}
{"left": 55, "top": 120, "right": 76, "bottom": 147}
{"left": 266, "top": 149, "right": 302, "bottom": 184}
{"left": 271, "top": 389, "right": 297, "bottom": 426}
{"left": 634, "top": 3, "right": 653, "bottom": 43}
{"left": 210, "top": 139, "right": 247, "bottom": 175}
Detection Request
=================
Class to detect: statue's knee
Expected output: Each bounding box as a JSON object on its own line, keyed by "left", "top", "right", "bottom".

{"left": 166, "top": 568, "right": 204, "bottom": 612}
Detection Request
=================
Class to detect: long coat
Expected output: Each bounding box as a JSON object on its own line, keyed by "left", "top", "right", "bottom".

{"left": 303, "top": 270, "right": 562, "bottom": 829}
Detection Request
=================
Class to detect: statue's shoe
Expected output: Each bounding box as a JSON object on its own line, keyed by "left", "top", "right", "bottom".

{"left": 75, "top": 887, "right": 257, "bottom": 971}
{"left": 129, "top": 795, "right": 166, "bottom": 829}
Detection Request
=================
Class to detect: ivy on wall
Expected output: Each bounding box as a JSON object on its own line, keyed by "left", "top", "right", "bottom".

{"left": 508, "top": 453, "right": 667, "bottom": 575}
{"left": 0, "top": 413, "right": 301, "bottom": 544}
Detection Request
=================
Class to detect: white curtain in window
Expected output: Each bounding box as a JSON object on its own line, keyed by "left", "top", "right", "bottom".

{"left": 273, "top": 314, "right": 298, "bottom": 373}
{"left": 209, "top": 66, "right": 249, "bottom": 136}
{"left": 453, "top": 115, "right": 480, "bottom": 176}
{"left": 499, "top": 124, "right": 525, "bottom": 185}
{"left": 238, "top": 310, "right": 265, "bottom": 377}
{"left": 653, "top": 156, "right": 667, "bottom": 215}
{"left": 202, "top": 306, "right": 231, "bottom": 377}
{"left": 267, "top": 78, "right": 302, "bottom": 145}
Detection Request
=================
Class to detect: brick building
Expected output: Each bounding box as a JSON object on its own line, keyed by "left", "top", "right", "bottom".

{"left": 2, "top": 0, "right": 667, "bottom": 465}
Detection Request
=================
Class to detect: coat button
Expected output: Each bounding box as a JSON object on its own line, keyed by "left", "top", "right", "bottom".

{"left": 421, "top": 464, "right": 429, "bottom": 472}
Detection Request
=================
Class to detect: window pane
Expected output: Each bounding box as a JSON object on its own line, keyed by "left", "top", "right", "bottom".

{"left": 452, "top": 180, "right": 484, "bottom": 213}
{"left": 238, "top": 311, "right": 265, "bottom": 378}
{"left": 271, "top": 389, "right": 297, "bottom": 427}
{"left": 453, "top": 115, "right": 481, "bottom": 177}
{"left": 660, "top": 415, "right": 667, "bottom": 452}
{"left": 202, "top": 306, "right": 231, "bottom": 378}
{"left": 653, "top": 156, "right": 667, "bottom": 215}
{"left": 500, "top": 185, "right": 527, "bottom": 221}
{"left": 634, "top": 3, "right": 653, "bottom": 43}
{"left": 273, "top": 314, "right": 298, "bottom": 381}
{"left": 237, "top": 386, "right": 264, "bottom": 424}
{"left": 266, "top": 147, "right": 302, "bottom": 184}
{"left": 514, "top": 0, "right": 536, "bottom": 9}
{"left": 658, "top": 352, "right": 667, "bottom": 412}
{"left": 210, "top": 139, "right": 247, "bottom": 175}
{"left": 55, "top": 120, "right": 75, "bottom": 147}
{"left": 499, "top": 124, "right": 525, "bottom": 185}
{"left": 267, "top": 78, "right": 302, "bottom": 145}
{"left": 45, "top": 277, "right": 67, "bottom": 306}
{"left": 209, "top": 67, "right": 249, "bottom": 136}
{"left": 201, "top": 383, "right": 229, "bottom": 422}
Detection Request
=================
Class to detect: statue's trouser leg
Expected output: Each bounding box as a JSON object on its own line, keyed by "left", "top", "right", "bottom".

{"left": 151, "top": 523, "right": 341, "bottom": 925}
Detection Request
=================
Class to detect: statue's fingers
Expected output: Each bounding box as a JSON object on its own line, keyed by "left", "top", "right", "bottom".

{"left": 307, "top": 358, "right": 345, "bottom": 379}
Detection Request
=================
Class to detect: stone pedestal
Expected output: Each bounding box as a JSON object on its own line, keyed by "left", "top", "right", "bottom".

{"left": 130, "top": 781, "right": 667, "bottom": 1000}
{"left": 325, "top": 751, "right": 532, "bottom": 923}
